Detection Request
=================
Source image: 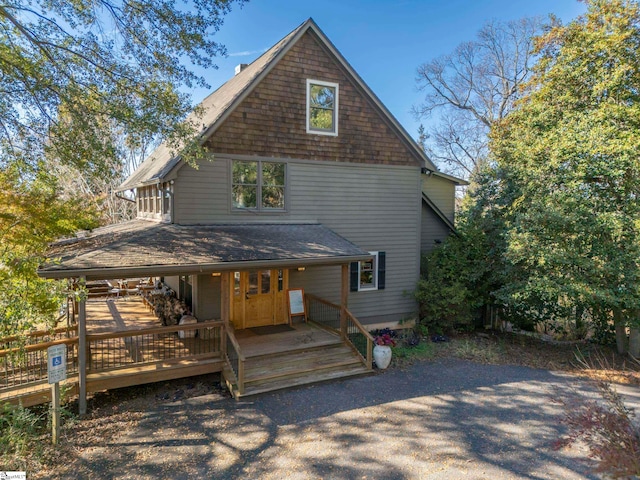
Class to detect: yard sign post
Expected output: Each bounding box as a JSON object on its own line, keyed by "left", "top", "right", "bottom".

{"left": 47, "top": 343, "right": 67, "bottom": 445}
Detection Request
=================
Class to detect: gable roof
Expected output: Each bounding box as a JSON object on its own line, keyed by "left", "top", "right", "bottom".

{"left": 118, "top": 18, "right": 438, "bottom": 192}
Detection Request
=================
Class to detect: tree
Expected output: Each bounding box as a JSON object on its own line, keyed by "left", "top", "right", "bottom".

{"left": 0, "top": 0, "right": 244, "bottom": 175}
{"left": 490, "top": 0, "right": 640, "bottom": 353}
{"left": 0, "top": 0, "right": 244, "bottom": 332}
{"left": 414, "top": 17, "right": 541, "bottom": 179}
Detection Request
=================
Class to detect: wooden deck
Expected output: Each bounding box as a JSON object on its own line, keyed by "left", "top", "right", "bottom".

{"left": 86, "top": 296, "right": 167, "bottom": 334}
{"left": 224, "top": 322, "right": 371, "bottom": 399}
{"left": 234, "top": 323, "right": 341, "bottom": 357}
{"left": 1, "top": 296, "right": 374, "bottom": 406}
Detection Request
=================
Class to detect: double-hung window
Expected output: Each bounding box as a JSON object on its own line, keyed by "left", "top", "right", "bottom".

{"left": 232, "top": 160, "right": 286, "bottom": 210}
{"left": 306, "top": 79, "right": 339, "bottom": 136}
{"left": 350, "top": 252, "right": 386, "bottom": 292}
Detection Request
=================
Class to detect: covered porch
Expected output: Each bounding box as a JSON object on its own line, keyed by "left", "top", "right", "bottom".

{"left": 33, "top": 220, "right": 375, "bottom": 412}
{"left": 0, "top": 292, "right": 372, "bottom": 407}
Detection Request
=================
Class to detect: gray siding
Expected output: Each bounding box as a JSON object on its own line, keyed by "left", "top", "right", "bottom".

{"left": 195, "top": 274, "right": 221, "bottom": 320}
{"left": 164, "top": 275, "right": 179, "bottom": 292}
{"left": 173, "top": 157, "right": 422, "bottom": 323}
{"left": 421, "top": 203, "right": 451, "bottom": 255}
{"left": 422, "top": 175, "right": 455, "bottom": 223}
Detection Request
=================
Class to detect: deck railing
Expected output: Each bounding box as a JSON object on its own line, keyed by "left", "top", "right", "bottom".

{"left": 0, "top": 337, "right": 79, "bottom": 390}
{"left": 87, "top": 320, "right": 223, "bottom": 372}
{"left": 306, "top": 294, "right": 373, "bottom": 369}
{"left": 224, "top": 329, "right": 245, "bottom": 395}
{"left": 345, "top": 309, "right": 374, "bottom": 369}
{"left": 0, "top": 325, "right": 77, "bottom": 351}
{"left": 306, "top": 294, "right": 341, "bottom": 331}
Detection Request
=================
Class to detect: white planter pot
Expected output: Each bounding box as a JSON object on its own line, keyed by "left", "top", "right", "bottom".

{"left": 373, "top": 345, "right": 392, "bottom": 369}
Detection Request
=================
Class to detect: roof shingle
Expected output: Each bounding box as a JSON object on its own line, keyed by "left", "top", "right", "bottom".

{"left": 39, "top": 220, "right": 369, "bottom": 279}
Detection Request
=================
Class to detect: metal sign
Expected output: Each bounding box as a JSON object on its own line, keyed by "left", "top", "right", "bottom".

{"left": 47, "top": 344, "right": 67, "bottom": 384}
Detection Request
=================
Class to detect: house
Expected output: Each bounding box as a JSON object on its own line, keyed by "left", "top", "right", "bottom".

{"left": 37, "top": 18, "right": 464, "bottom": 410}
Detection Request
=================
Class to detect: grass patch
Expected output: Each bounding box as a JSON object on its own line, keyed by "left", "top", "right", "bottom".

{"left": 392, "top": 341, "right": 435, "bottom": 366}
{"left": 452, "top": 337, "right": 504, "bottom": 364}
{"left": 0, "top": 402, "right": 47, "bottom": 471}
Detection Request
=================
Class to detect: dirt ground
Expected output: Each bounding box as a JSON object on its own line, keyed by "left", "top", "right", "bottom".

{"left": 6, "top": 332, "right": 639, "bottom": 478}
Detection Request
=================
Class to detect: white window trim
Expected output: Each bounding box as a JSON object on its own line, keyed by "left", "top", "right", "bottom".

{"left": 230, "top": 159, "right": 287, "bottom": 212}
{"left": 358, "top": 251, "right": 378, "bottom": 291}
{"left": 306, "top": 79, "right": 339, "bottom": 136}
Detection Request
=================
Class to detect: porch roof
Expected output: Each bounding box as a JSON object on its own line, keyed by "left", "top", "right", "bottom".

{"left": 38, "top": 220, "right": 370, "bottom": 280}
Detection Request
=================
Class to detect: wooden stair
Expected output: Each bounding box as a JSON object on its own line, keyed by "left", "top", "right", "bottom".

{"left": 228, "top": 342, "right": 371, "bottom": 399}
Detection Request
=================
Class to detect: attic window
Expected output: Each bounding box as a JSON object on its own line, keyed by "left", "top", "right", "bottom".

{"left": 306, "top": 79, "right": 338, "bottom": 136}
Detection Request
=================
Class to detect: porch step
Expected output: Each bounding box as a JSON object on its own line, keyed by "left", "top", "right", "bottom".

{"left": 229, "top": 343, "right": 371, "bottom": 399}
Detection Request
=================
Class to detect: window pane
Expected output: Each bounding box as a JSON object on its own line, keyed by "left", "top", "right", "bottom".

{"left": 310, "top": 107, "right": 334, "bottom": 131}
{"left": 310, "top": 85, "right": 335, "bottom": 109}
{"left": 248, "top": 271, "right": 258, "bottom": 295}
{"left": 262, "top": 162, "right": 285, "bottom": 186}
{"left": 233, "top": 185, "right": 257, "bottom": 208}
{"left": 261, "top": 270, "right": 271, "bottom": 294}
{"left": 232, "top": 161, "right": 257, "bottom": 184}
{"left": 262, "top": 186, "right": 285, "bottom": 209}
{"left": 234, "top": 272, "right": 240, "bottom": 296}
{"left": 278, "top": 270, "right": 283, "bottom": 291}
{"left": 359, "top": 257, "right": 376, "bottom": 289}
{"left": 309, "top": 84, "right": 335, "bottom": 131}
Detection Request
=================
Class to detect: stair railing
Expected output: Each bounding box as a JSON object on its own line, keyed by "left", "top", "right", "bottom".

{"left": 224, "top": 328, "right": 245, "bottom": 396}
{"left": 344, "top": 309, "right": 374, "bottom": 369}
{"left": 306, "top": 294, "right": 373, "bottom": 369}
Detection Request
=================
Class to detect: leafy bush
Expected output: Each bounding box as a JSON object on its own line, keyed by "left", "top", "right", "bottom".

{"left": 555, "top": 352, "right": 640, "bottom": 478}
{"left": 0, "top": 402, "right": 46, "bottom": 467}
{"left": 415, "top": 234, "right": 484, "bottom": 332}
{"left": 555, "top": 380, "right": 640, "bottom": 478}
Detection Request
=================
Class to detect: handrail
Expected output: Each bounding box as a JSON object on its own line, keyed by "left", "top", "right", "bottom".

{"left": 87, "top": 320, "right": 224, "bottom": 373}
{"left": 0, "top": 337, "right": 79, "bottom": 357}
{"left": 306, "top": 293, "right": 374, "bottom": 370}
{"left": 344, "top": 308, "right": 374, "bottom": 369}
{"left": 305, "top": 293, "right": 339, "bottom": 309}
{"left": 345, "top": 309, "right": 375, "bottom": 342}
{"left": 0, "top": 325, "right": 78, "bottom": 344}
{"left": 225, "top": 329, "right": 246, "bottom": 362}
{"left": 86, "top": 320, "right": 223, "bottom": 341}
{"left": 224, "top": 328, "right": 245, "bottom": 395}
{"left": 305, "top": 294, "right": 341, "bottom": 332}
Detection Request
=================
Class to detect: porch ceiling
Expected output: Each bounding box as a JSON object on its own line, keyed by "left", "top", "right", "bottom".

{"left": 38, "top": 220, "right": 370, "bottom": 280}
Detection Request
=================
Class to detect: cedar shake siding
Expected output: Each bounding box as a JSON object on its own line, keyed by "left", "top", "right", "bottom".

{"left": 204, "top": 30, "right": 421, "bottom": 167}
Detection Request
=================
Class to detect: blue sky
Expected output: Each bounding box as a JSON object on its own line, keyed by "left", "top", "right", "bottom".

{"left": 192, "top": 0, "right": 587, "bottom": 140}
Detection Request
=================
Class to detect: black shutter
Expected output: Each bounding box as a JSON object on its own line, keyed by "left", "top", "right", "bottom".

{"left": 377, "top": 252, "right": 386, "bottom": 290}
{"left": 350, "top": 262, "right": 359, "bottom": 292}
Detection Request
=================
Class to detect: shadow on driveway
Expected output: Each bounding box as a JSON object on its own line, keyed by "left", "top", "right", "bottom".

{"left": 61, "top": 359, "right": 610, "bottom": 480}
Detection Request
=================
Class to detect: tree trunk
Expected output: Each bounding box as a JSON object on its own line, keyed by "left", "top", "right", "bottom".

{"left": 614, "top": 308, "right": 627, "bottom": 355}
{"left": 575, "top": 305, "right": 584, "bottom": 337}
{"left": 629, "top": 310, "right": 640, "bottom": 358}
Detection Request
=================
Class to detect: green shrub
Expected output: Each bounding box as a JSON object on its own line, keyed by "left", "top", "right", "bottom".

{"left": 415, "top": 234, "right": 484, "bottom": 332}
{"left": 0, "top": 402, "right": 46, "bottom": 465}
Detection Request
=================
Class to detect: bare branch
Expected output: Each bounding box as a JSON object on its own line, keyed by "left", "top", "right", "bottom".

{"left": 415, "top": 16, "right": 543, "bottom": 179}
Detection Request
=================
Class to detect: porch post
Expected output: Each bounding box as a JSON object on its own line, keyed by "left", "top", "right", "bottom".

{"left": 77, "top": 276, "right": 87, "bottom": 415}
{"left": 220, "top": 271, "right": 230, "bottom": 357}
{"left": 340, "top": 264, "right": 348, "bottom": 339}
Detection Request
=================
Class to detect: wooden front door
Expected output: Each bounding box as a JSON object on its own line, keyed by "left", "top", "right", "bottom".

{"left": 231, "top": 269, "right": 289, "bottom": 329}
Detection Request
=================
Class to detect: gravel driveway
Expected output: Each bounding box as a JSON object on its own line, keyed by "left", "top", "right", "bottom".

{"left": 63, "top": 358, "right": 635, "bottom": 479}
